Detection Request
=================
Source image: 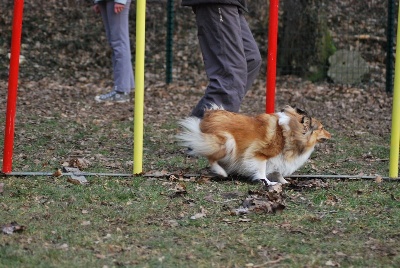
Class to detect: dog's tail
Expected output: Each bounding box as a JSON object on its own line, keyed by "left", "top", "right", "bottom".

{"left": 176, "top": 116, "right": 225, "bottom": 157}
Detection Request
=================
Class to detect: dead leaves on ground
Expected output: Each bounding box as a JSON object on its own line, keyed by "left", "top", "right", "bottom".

{"left": 190, "top": 206, "right": 207, "bottom": 220}
{"left": 231, "top": 185, "right": 286, "bottom": 216}
{"left": 1, "top": 222, "right": 25, "bottom": 235}
{"left": 66, "top": 158, "right": 91, "bottom": 170}
{"left": 161, "top": 176, "right": 338, "bottom": 218}
{"left": 50, "top": 158, "right": 91, "bottom": 185}
{"left": 168, "top": 182, "right": 188, "bottom": 198}
{"left": 288, "top": 178, "right": 330, "bottom": 190}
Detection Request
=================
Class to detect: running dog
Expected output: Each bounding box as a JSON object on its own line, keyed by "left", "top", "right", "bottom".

{"left": 176, "top": 105, "right": 331, "bottom": 185}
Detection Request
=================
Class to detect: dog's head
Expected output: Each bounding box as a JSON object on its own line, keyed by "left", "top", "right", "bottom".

{"left": 309, "top": 118, "right": 331, "bottom": 143}
{"left": 282, "top": 105, "right": 331, "bottom": 143}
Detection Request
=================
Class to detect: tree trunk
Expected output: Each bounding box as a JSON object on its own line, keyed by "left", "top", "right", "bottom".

{"left": 278, "top": 0, "right": 335, "bottom": 81}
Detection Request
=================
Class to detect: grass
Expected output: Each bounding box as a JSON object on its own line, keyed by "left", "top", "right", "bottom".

{"left": 1, "top": 176, "right": 400, "bottom": 267}
{"left": 1, "top": 97, "right": 399, "bottom": 268}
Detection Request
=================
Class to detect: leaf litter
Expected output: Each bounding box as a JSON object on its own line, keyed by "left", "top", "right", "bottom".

{"left": 1, "top": 222, "right": 26, "bottom": 235}
{"left": 229, "top": 179, "right": 335, "bottom": 215}
{"left": 156, "top": 174, "right": 335, "bottom": 216}
{"left": 231, "top": 184, "right": 286, "bottom": 215}
{"left": 167, "top": 182, "right": 188, "bottom": 198}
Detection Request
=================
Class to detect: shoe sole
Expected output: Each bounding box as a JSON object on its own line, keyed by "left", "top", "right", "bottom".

{"left": 94, "top": 97, "right": 130, "bottom": 103}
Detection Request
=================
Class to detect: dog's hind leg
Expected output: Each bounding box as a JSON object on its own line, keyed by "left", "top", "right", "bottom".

{"left": 209, "top": 161, "right": 228, "bottom": 177}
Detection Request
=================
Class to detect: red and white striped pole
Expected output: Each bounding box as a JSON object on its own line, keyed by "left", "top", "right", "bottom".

{"left": 266, "top": 0, "right": 279, "bottom": 114}
{"left": 3, "top": 0, "right": 24, "bottom": 173}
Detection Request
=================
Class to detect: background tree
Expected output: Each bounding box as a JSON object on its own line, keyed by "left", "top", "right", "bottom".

{"left": 277, "top": 0, "right": 336, "bottom": 81}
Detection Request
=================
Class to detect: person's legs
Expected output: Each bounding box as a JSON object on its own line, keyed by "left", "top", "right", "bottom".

{"left": 99, "top": 2, "right": 110, "bottom": 40}
{"left": 104, "top": 1, "right": 134, "bottom": 93}
{"left": 239, "top": 10, "right": 262, "bottom": 92}
{"left": 191, "top": 5, "right": 248, "bottom": 118}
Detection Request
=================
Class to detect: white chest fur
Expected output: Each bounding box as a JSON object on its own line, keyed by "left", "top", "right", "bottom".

{"left": 265, "top": 148, "right": 315, "bottom": 177}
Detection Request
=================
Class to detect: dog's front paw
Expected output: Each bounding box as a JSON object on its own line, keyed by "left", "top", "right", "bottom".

{"left": 268, "top": 172, "right": 289, "bottom": 184}
{"left": 260, "top": 178, "right": 278, "bottom": 186}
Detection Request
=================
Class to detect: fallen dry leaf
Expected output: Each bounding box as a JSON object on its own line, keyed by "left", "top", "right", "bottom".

{"left": 108, "top": 245, "right": 124, "bottom": 252}
{"left": 326, "top": 194, "right": 340, "bottom": 206}
{"left": 231, "top": 207, "right": 249, "bottom": 216}
{"left": 232, "top": 187, "right": 286, "bottom": 215}
{"left": 144, "top": 170, "right": 170, "bottom": 178}
{"left": 169, "top": 174, "right": 179, "bottom": 181}
{"left": 267, "top": 183, "right": 283, "bottom": 193}
{"left": 289, "top": 179, "right": 330, "bottom": 190}
{"left": 190, "top": 206, "right": 207, "bottom": 220}
{"left": 68, "top": 158, "right": 91, "bottom": 170}
{"left": 57, "top": 243, "right": 69, "bottom": 250}
{"left": 2, "top": 222, "right": 26, "bottom": 235}
{"left": 190, "top": 212, "right": 206, "bottom": 220}
{"left": 169, "top": 182, "right": 187, "bottom": 198}
{"left": 196, "top": 176, "right": 211, "bottom": 184}
{"left": 165, "top": 219, "right": 180, "bottom": 227}
{"left": 52, "top": 169, "right": 62, "bottom": 177}
{"left": 375, "top": 175, "right": 383, "bottom": 184}
{"left": 67, "top": 176, "right": 88, "bottom": 185}
{"left": 325, "top": 260, "right": 339, "bottom": 267}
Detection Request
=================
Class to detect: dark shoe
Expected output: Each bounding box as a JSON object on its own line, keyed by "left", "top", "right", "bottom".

{"left": 95, "top": 91, "right": 130, "bottom": 103}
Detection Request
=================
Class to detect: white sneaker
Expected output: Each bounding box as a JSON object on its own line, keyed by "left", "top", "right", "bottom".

{"left": 94, "top": 91, "right": 130, "bottom": 103}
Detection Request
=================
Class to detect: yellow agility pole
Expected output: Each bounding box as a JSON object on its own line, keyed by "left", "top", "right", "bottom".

{"left": 133, "top": 0, "right": 146, "bottom": 174}
{"left": 389, "top": 1, "right": 400, "bottom": 178}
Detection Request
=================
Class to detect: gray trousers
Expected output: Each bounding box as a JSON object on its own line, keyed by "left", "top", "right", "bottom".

{"left": 99, "top": 1, "right": 134, "bottom": 93}
{"left": 191, "top": 4, "right": 262, "bottom": 118}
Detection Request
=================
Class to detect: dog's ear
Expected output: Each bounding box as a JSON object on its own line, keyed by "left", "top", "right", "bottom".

{"left": 300, "top": 115, "right": 312, "bottom": 133}
{"left": 281, "top": 105, "right": 293, "bottom": 113}
{"left": 294, "top": 107, "right": 314, "bottom": 134}
{"left": 295, "top": 107, "right": 309, "bottom": 117}
{"left": 301, "top": 115, "right": 310, "bottom": 125}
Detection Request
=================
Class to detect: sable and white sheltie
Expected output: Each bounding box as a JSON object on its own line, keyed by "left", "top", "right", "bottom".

{"left": 176, "top": 105, "right": 331, "bottom": 186}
